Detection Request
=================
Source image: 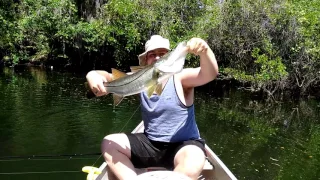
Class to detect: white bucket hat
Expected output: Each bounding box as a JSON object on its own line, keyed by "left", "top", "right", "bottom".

{"left": 138, "top": 35, "right": 170, "bottom": 66}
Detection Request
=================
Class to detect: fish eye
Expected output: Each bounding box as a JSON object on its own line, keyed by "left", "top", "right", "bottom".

{"left": 153, "top": 69, "right": 161, "bottom": 77}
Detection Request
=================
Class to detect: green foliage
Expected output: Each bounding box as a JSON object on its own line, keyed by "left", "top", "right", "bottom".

{"left": 223, "top": 68, "right": 255, "bottom": 82}
{"left": 252, "top": 48, "right": 288, "bottom": 82}
{"left": 99, "top": 0, "right": 145, "bottom": 66}
{"left": 288, "top": 0, "right": 320, "bottom": 59}
{"left": 0, "top": 0, "right": 18, "bottom": 59}
{"left": 223, "top": 47, "right": 288, "bottom": 86}
{"left": 0, "top": 0, "right": 320, "bottom": 97}
{"left": 208, "top": 0, "right": 319, "bottom": 96}
{"left": 0, "top": 0, "right": 78, "bottom": 63}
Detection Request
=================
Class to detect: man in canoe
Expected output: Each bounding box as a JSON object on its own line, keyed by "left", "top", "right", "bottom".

{"left": 86, "top": 35, "right": 219, "bottom": 180}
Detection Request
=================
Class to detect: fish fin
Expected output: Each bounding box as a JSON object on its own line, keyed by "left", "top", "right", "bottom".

{"left": 155, "top": 84, "right": 163, "bottom": 96}
{"left": 111, "top": 68, "right": 127, "bottom": 80}
{"left": 113, "top": 94, "right": 124, "bottom": 106}
{"left": 146, "top": 84, "right": 157, "bottom": 98}
{"left": 130, "top": 66, "right": 146, "bottom": 73}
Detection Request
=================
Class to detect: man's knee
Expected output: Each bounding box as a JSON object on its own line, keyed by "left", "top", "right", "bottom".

{"left": 174, "top": 145, "right": 205, "bottom": 163}
{"left": 174, "top": 145, "right": 205, "bottom": 179}
{"left": 101, "top": 133, "right": 131, "bottom": 158}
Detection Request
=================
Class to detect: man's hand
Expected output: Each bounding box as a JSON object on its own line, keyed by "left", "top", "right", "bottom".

{"left": 86, "top": 71, "right": 108, "bottom": 97}
{"left": 186, "top": 38, "right": 209, "bottom": 56}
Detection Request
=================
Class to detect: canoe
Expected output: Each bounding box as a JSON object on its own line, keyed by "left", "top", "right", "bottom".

{"left": 93, "top": 121, "right": 237, "bottom": 180}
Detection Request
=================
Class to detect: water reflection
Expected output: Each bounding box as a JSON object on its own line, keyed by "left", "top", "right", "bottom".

{"left": 0, "top": 67, "right": 319, "bottom": 180}
{"left": 195, "top": 91, "right": 319, "bottom": 180}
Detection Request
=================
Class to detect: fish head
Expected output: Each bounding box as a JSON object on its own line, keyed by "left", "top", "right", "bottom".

{"left": 154, "top": 41, "right": 188, "bottom": 74}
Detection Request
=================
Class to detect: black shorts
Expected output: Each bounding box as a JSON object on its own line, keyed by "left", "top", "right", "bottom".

{"left": 126, "top": 133, "right": 206, "bottom": 169}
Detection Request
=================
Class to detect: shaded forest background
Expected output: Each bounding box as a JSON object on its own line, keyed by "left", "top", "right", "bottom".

{"left": 0, "top": 0, "right": 319, "bottom": 99}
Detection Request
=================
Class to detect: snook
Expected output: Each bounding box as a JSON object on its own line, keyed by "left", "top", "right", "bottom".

{"left": 105, "top": 41, "right": 188, "bottom": 106}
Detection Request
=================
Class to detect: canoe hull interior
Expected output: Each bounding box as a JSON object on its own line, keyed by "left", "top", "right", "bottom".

{"left": 94, "top": 121, "right": 237, "bottom": 180}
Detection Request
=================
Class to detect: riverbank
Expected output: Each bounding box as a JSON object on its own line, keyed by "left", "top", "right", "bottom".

{"left": 1, "top": 63, "right": 319, "bottom": 100}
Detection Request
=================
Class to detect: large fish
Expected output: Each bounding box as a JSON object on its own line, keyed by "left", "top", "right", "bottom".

{"left": 87, "top": 41, "right": 188, "bottom": 106}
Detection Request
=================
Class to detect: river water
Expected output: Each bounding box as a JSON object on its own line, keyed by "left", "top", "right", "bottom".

{"left": 0, "top": 67, "right": 319, "bottom": 180}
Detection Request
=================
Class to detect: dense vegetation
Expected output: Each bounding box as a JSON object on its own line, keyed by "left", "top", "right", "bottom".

{"left": 0, "top": 0, "right": 319, "bottom": 98}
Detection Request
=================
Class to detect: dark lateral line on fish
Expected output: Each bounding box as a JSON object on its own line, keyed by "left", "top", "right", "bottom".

{"left": 104, "top": 67, "right": 153, "bottom": 88}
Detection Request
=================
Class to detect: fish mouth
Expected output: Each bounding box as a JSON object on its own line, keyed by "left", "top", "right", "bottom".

{"left": 155, "top": 42, "right": 187, "bottom": 73}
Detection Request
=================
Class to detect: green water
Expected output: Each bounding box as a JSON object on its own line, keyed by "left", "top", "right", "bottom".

{"left": 0, "top": 67, "right": 319, "bottom": 180}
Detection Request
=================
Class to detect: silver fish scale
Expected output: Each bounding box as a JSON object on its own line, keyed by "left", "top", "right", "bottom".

{"left": 106, "top": 66, "right": 157, "bottom": 96}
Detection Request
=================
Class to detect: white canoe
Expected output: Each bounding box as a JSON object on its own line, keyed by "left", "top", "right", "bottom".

{"left": 93, "top": 121, "right": 237, "bottom": 180}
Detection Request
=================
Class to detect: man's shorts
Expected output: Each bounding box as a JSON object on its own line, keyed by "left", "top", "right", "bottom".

{"left": 126, "top": 133, "right": 206, "bottom": 169}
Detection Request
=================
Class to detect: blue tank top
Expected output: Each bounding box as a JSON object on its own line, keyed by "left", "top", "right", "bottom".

{"left": 140, "top": 76, "right": 200, "bottom": 142}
